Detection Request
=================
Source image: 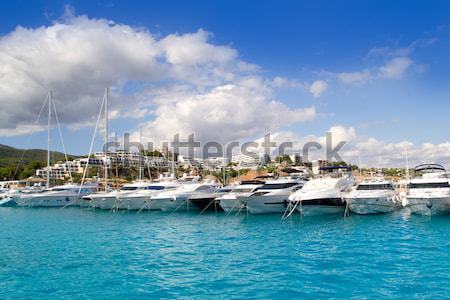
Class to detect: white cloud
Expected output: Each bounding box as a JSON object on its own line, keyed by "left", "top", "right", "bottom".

{"left": 249, "top": 126, "right": 450, "bottom": 168}
{"left": 159, "top": 29, "right": 254, "bottom": 85}
{"left": 366, "top": 38, "right": 437, "bottom": 59}
{"left": 378, "top": 57, "right": 413, "bottom": 79}
{"left": 309, "top": 80, "right": 328, "bottom": 98}
{"left": 0, "top": 15, "right": 163, "bottom": 133}
{"left": 0, "top": 12, "right": 314, "bottom": 141}
{"left": 337, "top": 70, "right": 371, "bottom": 84}
{"left": 269, "top": 76, "right": 307, "bottom": 89}
{"left": 136, "top": 81, "right": 316, "bottom": 144}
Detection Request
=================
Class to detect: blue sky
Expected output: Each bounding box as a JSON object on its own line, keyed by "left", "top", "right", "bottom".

{"left": 0, "top": 1, "right": 449, "bottom": 166}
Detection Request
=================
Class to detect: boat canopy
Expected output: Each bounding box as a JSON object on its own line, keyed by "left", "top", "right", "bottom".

{"left": 319, "top": 166, "right": 352, "bottom": 171}
{"left": 414, "top": 163, "right": 446, "bottom": 173}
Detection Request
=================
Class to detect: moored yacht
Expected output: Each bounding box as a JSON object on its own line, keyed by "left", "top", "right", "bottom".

{"left": 344, "top": 179, "right": 400, "bottom": 214}
{"left": 150, "top": 182, "right": 219, "bottom": 212}
{"left": 14, "top": 184, "right": 97, "bottom": 207}
{"left": 218, "top": 180, "right": 265, "bottom": 213}
{"left": 189, "top": 186, "right": 231, "bottom": 212}
{"left": 97, "top": 182, "right": 153, "bottom": 210}
{"left": 118, "top": 174, "right": 201, "bottom": 211}
{"left": 119, "top": 181, "right": 180, "bottom": 211}
{"left": 403, "top": 164, "right": 450, "bottom": 216}
{"left": 287, "top": 166, "right": 355, "bottom": 216}
{"left": 246, "top": 178, "right": 304, "bottom": 214}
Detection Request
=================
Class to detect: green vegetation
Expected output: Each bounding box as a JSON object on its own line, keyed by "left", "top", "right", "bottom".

{"left": 144, "top": 150, "right": 163, "bottom": 157}
{"left": 0, "top": 144, "right": 77, "bottom": 181}
{"left": 210, "top": 168, "right": 251, "bottom": 184}
{"left": 329, "top": 161, "right": 359, "bottom": 170}
{"left": 275, "top": 155, "right": 292, "bottom": 164}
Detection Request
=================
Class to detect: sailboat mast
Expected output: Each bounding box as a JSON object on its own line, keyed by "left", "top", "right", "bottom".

{"left": 104, "top": 87, "right": 109, "bottom": 192}
{"left": 47, "top": 91, "right": 52, "bottom": 188}
{"left": 139, "top": 126, "right": 143, "bottom": 180}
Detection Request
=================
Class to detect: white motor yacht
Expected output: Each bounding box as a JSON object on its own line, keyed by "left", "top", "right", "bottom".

{"left": 218, "top": 180, "right": 265, "bottom": 213}
{"left": 118, "top": 181, "right": 180, "bottom": 211}
{"left": 246, "top": 178, "right": 304, "bottom": 214}
{"left": 82, "top": 181, "right": 152, "bottom": 210}
{"left": 14, "top": 184, "right": 97, "bottom": 207}
{"left": 287, "top": 166, "right": 355, "bottom": 216}
{"left": 189, "top": 186, "right": 232, "bottom": 212}
{"left": 403, "top": 164, "right": 450, "bottom": 215}
{"left": 150, "top": 182, "right": 220, "bottom": 212}
{"left": 344, "top": 179, "right": 400, "bottom": 214}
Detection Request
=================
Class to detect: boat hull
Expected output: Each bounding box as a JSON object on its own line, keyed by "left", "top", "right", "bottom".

{"left": 346, "top": 196, "right": 400, "bottom": 215}
{"left": 98, "top": 197, "right": 118, "bottom": 210}
{"left": 16, "top": 195, "right": 79, "bottom": 207}
{"left": 79, "top": 198, "right": 92, "bottom": 208}
{"left": 405, "top": 196, "right": 450, "bottom": 216}
{"left": 219, "top": 198, "right": 243, "bottom": 213}
{"left": 150, "top": 197, "right": 196, "bottom": 212}
{"left": 190, "top": 197, "right": 222, "bottom": 212}
{"left": 121, "top": 196, "right": 153, "bottom": 211}
{"left": 246, "top": 195, "right": 289, "bottom": 214}
{"left": 295, "top": 198, "right": 345, "bottom": 216}
{"left": 0, "top": 197, "right": 17, "bottom": 207}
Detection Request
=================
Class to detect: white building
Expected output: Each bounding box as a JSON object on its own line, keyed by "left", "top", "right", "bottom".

{"left": 36, "top": 166, "right": 66, "bottom": 180}
{"left": 231, "top": 153, "right": 261, "bottom": 169}
{"left": 177, "top": 155, "right": 198, "bottom": 168}
{"left": 200, "top": 157, "right": 229, "bottom": 171}
{"left": 36, "top": 151, "right": 171, "bottom": 180}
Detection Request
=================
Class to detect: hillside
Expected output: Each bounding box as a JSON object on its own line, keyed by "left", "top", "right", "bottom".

{"left": 0, "top": 144, "right": 77, "bottom": 168}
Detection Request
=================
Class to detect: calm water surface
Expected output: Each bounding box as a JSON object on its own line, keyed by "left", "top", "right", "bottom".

{"left": 0, "top": 207, "right": 449, "bottom": 299}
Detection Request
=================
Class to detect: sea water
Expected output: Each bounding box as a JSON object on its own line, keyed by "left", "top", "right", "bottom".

{"left": 0, "top": 207, "right": 449, "bottom": 299}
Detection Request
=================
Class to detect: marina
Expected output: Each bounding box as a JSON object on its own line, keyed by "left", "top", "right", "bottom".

{"left": 1, "top": 1, "right": 450, "bottom": 299}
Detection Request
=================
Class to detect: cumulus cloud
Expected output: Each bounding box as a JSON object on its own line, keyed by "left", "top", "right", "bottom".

{"left": 0, "top": 12, "right": 315, "bottom": 142}
{"left": 309, "top": 80, "right": 328, "bottom": 98}
{"left": 259, "top": 126, "right": 450, "bottom": 168}
{"left": 136, "top": 81, "right": 316, "bottom": 144}
{"left": 0, "top": 15, "right": 162, "bottom": 133}
{"left": 378, "top": 57, "right": 413, "bottom": 79}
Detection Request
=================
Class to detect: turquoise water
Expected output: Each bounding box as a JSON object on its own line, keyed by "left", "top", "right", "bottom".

{"left": 0, "top": 208, "right": 449, "bottom": 299}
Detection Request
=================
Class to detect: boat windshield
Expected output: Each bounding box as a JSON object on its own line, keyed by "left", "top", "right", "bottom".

{"left": 257, "top": 182, "right": 299, "bottom": 190}
{"left": 408, "top": 182, "right": 450, "bottom": 189}
{"left": 145, "top": 186, "right": 166, "bottom": 190}
{"left": 357, "top": 184, "right": 394, "bottom": 190}
{"left": 120, "top": 186, "right": 139, "bottom": 191}
{"left": 233, "top": 188, "right": 256, "bottom": 193}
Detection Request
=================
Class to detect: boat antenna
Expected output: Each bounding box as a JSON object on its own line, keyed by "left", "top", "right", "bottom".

{"left": 358, "top": 155, "right": 362, "bottom": 178}
{"left": 222, "top": 155, "right": 226, "bottom": 186}
{"left": 171, "top": 144, "right": 175, "bottom": 178}
{"left": 139, "top": 125, "right": 143, "bottom": 180}
{"left": 405, "top": 150, "right": 410, "bottom": 180}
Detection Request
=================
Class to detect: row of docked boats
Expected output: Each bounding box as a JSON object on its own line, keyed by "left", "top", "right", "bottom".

{"left": 1, "top": 164, "right": 450, "bottom": 217}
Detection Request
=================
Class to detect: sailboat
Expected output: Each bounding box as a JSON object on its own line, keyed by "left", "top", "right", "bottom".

{"left": 80, "top": 87, "right": 117, "bottom": 209}
{"left": 14, "top": 92, "right": 94, "bottom": 207}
